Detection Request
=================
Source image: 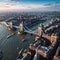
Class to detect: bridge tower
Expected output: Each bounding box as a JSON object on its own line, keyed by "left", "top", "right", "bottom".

{"left": 19, "top": 22, "right": 24, "bottom": 32}
{"left": 37, "top": 24, "right": 43, "bottom": 37}
{"left": 51, "top": 33, "right": 58, "bottom": 43}
{"left": 9, "top": 21, "right": 13, "bottom": 29}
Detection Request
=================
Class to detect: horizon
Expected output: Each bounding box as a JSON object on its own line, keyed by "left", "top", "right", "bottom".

{"left": 0, "top": 0, "right": 60, "bottom": 12}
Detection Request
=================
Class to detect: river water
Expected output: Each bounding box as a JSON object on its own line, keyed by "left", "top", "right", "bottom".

{"left": 0, "top": 24, "right": 35, "bottom": 60}
{"left": 0, "top": 17, "right": 54, "bottom": 60}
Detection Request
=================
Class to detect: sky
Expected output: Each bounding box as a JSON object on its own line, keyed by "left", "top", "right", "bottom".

{"left": 0, "top": 0, "right": 60, "bottom": 12}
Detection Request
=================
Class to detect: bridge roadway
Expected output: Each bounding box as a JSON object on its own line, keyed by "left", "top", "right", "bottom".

{"left": 5, "top": 17, "right": 15, "bottom": 22}
{"left": 9, "top": 24, "right": 52, "bottom": 43}
{"left": 24, "top": 26, "right": 37, "bottom": 35}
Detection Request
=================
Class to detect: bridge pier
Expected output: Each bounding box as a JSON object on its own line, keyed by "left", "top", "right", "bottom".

{"left": 19, "top": 22, "right": 24, "bottom": 34}
{"left": 37, "top": 24, "right": 43, "bottom": 37}
{"left": 9, "top": 21, "right": 16, "bottom": 30}
{"left": 9, "top": 21, "right": 13, "bottom": 29}
{"left": 35, "top": 24, "right": 43, "bottom": 41}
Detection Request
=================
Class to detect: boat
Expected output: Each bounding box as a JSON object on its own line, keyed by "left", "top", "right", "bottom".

{"left": 22, "top": 39, "right": 25, "bottom": 42}
{"left": 7, "top": 33, "right": 15, "bottom": 38}
{"left": 22, "top": 38, "right": 27, "bottom": 42}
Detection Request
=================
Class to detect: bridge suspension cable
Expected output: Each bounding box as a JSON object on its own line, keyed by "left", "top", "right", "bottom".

{"left": 24, "top": 27, "right": 37, "bottom": 35}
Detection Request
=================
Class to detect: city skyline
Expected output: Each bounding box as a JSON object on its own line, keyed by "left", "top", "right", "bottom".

{"left": 0, "top": 0, "right": 60, "bottom": 12}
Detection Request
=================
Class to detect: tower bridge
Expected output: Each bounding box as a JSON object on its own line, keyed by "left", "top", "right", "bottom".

{"left": 5, "top": 16, "right": 43, "bottom": 36}
{"left": 9, "top": 21, "right": 43, "bottom": 36}
{"left": 8, "top": 21, "right": 58, "bottom": 43}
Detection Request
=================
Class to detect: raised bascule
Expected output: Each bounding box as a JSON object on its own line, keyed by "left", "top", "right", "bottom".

{"left": 19, "top": 22, "right": 24, "bottom": 32}
{"left": 9, "top": 21, "right": 13, "bottom": 29}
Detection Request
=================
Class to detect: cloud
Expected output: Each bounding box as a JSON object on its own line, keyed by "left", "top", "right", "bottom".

{"left": 0, "top": 0, "right": 60, "bottom": 11}
{"left": 0, "top": 4, "right": 60, "bottom": 11}
{"left": 45, "top": 2, "right": 60, "bottom": 6}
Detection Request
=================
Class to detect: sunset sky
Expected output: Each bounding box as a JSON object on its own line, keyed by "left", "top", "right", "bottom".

{"left": 0, "top": 0, "right": 60, "bottom": 12}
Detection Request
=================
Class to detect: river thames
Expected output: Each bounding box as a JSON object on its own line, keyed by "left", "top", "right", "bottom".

{"left": 0, "top": 24, "right": 35, "bottom": 60}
